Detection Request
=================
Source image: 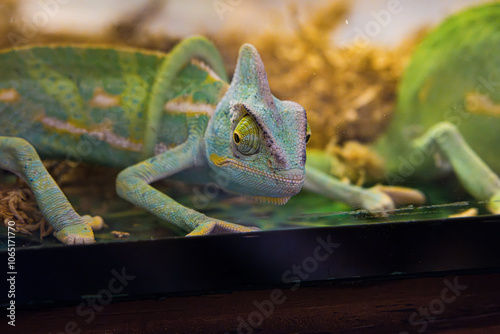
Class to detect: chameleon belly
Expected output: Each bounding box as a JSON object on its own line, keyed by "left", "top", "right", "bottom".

{"left": 0, "top": 45, "right": 228, "bottom": 167}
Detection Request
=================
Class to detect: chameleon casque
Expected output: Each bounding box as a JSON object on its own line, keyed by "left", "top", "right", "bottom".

{"left": 0, "top": 36, "right": 393, "bottom": 244}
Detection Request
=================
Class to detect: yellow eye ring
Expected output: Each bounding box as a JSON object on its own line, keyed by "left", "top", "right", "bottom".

{"left": 233, "top": 115, "right": 260, "bottom": 155}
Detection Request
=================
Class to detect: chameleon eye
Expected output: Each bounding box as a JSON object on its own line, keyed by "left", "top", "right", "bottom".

{"left": 305, "top": 123, "right": 312, "bottom": 144}
{"left": 233, "top": 115, "right": 260, "bottom": 155}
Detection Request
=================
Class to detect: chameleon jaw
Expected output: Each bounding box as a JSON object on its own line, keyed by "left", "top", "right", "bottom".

{"left": 209, "top": 153, "right": 304, "bottom": 203}
{"left": 209, "top": 153, "right": 305, "bottom": 186}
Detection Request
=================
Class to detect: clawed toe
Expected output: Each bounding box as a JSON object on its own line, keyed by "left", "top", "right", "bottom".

{"left": 55, "top": 223, "right": 95, "bottom": 245}
{"left": 360, "top": 189, "right": 395, "bottom": 216}
{"left": 187, "top": 220, "right": 260, "bottom": 236}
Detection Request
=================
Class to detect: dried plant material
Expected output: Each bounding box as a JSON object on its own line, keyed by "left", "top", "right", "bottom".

{"left": 325, "top": 139, "right": 385, "bottom": 185}
{"left": 110, "top": 0, "right": 170, "bottom": 47}
{"left": 111, "top": 230, "right": 131, "bottom": 239}
{"left": 0, "top": 0, "right": 18, "bottom": 48}
{"left": 0, "top": 183, "right": 53, "bottom": 239}
{"left": 302, "top": 0, "right": 351, "bottom": 35}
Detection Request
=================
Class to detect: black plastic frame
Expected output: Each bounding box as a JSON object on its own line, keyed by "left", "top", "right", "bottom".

{"left": 2, "top": 214, "right": 500, "bottom": 307}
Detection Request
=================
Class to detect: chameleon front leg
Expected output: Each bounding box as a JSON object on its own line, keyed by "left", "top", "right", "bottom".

{"left": 0, "top": 137, "right": 103, "bottom": 244}
{"left": 116, "top": 135, "right": 258, "bottom": 236}
{"left": 304, "top": 165, "right": 395, "bottom": 215}
{"left": 414, "top": 122, "right": 500, "bottom": 213}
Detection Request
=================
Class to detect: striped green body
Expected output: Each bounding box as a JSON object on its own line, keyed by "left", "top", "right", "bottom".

{"left": 0, "top": 45, "right": 228, "bottom": 167}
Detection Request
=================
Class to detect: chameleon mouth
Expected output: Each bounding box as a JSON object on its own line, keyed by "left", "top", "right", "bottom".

{"left": 209, "top": 154, "right": 305, "bottom": 187}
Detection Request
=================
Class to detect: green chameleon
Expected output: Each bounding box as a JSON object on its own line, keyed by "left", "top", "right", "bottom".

{"left": 378, "top": 3, "right": 500, "bottom": 214}
{"left": 0, "top": 36, "right": 394, "bottom": 244}
{"left": 309, "top": 3, "right": 500, "bottom": 215}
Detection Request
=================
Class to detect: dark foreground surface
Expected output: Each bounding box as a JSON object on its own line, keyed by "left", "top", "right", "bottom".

{"left": 1, "top": 214, "right": 500, "bottom": 333}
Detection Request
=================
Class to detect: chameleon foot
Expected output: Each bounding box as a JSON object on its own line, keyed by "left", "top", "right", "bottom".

{"left": 487, "top": 191, "right": 500, "bottom": 214}
{"left": 55, "top": 223, "right": 95, "bottom": 245}
{"left": 360, "top": 187, "right": 396, "bottom": 216}
{"left": 187, "top": 219, "right": 260, "bottom": 236}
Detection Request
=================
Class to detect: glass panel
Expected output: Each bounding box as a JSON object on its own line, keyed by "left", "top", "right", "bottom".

{"left": 0, "top": 0, "right": 498, "bottom": 247}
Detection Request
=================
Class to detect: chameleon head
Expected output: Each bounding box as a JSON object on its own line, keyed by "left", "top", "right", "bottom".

{"left": 204, "top": 43, "right": 310, "bottom": 204}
